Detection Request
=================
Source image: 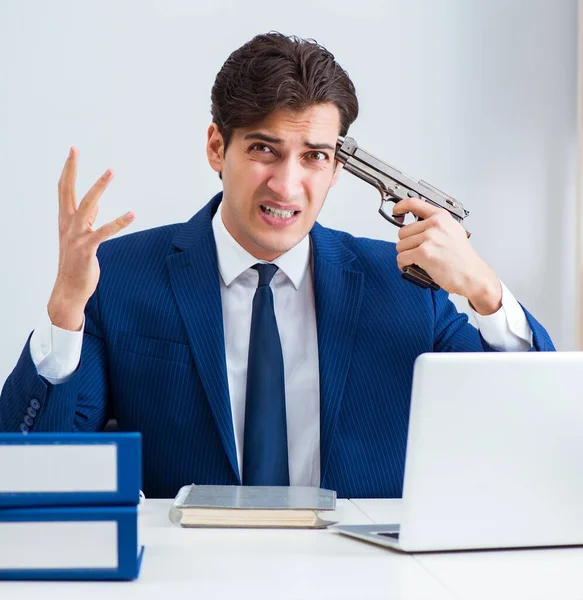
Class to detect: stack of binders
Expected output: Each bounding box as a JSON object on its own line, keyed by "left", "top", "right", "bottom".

{"left": 0, "top": 432, "right": 144, "bottom": 581}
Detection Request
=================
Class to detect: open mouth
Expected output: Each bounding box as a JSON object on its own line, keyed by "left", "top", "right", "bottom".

{"left": 260, "top": 205, "right": 299, "bottom": 219}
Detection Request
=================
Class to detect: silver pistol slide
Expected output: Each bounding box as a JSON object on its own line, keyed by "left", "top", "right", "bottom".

{"left": 335, "top": 135, "right": 469, "bottom": 291}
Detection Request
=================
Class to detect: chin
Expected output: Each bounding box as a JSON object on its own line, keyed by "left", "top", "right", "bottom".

{"left": 256, "top": 235, "right": 300, "bottom": 257}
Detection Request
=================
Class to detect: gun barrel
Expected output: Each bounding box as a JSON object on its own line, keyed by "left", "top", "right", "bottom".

{"left": 335, "top": 136, "right": 468, "bottom": 221}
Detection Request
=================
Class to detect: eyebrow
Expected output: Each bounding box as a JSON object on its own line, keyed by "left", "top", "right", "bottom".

{"left": 243, "top": 132, "right": 335, "bottom": 151}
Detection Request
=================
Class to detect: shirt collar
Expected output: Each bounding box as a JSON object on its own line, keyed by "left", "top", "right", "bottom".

{"left": 211, "top": 202, "right": 311, "bottom": 290}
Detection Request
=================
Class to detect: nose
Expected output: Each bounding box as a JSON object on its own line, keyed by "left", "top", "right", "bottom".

{"left": 265, "top": 159, "right": 304, "bottom": 200}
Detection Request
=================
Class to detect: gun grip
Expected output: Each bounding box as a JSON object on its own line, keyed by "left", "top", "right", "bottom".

{"left": 401, "top": 265, "right": 440, "bottom": 291}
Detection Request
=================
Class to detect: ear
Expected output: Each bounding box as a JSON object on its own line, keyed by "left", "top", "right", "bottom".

{"left": 329, "top": 160, "right": 343, "bottom": 188}
{"left": 206, "top": 123, "right": 225, "bottom": 174}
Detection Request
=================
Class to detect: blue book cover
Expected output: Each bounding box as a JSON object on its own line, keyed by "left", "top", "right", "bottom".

{"left": 0, "top": 504, "right": 143, "bottom": 580}
{"left": 0, "top": 432, "right": 141, "bottom": 508}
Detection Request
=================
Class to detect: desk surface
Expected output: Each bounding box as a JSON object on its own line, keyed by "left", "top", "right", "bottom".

{"left": 352, "top": 499, "right": 583, "bottom": 600}
{"left": 0, "top": 499, "right": 453, "bottom": 600}
{"left": 2, "top": 498, "right": 583, "bottom": 600}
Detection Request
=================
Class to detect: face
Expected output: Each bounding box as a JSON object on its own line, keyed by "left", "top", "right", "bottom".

{"left": 206, "top": 103, "right": 343, "bottom": 261}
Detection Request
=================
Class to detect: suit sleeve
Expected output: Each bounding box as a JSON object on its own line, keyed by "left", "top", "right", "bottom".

{"left": 431, "top": 288, "right": 555, "bottom": 353}
{"left": 0, "top": 290, "right": 110, "bottom": 432}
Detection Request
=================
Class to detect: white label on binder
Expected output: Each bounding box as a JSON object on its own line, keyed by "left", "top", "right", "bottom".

{"left": 0, "top": 445, "right": 117, "bottom": 492}
{"left": 0, "top": 521, "right": 118, "bottom": 569}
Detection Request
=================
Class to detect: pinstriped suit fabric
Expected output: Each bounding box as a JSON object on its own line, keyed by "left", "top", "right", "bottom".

{"left": 0, "top": 193, "right": 555, "bottom": 498}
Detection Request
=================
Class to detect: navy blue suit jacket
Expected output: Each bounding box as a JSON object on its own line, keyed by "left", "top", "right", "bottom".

{"left": 0, "top": 193, "right": 555, "bottom": 498}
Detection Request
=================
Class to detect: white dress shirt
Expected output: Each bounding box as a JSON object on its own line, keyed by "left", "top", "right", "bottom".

{"left": 30, "top": 205, "right": 533, "bottom": 486}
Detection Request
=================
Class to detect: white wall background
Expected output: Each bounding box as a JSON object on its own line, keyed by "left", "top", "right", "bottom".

{"left": 0, "top": 0, "right": 578, "bottom": 387}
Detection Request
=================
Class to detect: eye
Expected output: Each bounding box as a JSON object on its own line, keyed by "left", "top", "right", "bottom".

{"left": 306, "top": 151, "right": 329, "bottom": 162}
{"left": 249, "top": 143, "right": 274, "bottom": 154}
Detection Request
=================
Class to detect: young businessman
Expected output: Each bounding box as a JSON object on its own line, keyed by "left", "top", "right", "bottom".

{"left": 0, "top": 32, "right": 554, "bottom": 498}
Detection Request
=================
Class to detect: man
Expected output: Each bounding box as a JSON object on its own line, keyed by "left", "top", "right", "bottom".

{"left": 0, "top": 33, "right": 554, "bottom": 499}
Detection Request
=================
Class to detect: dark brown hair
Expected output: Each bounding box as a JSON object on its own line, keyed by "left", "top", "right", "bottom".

{"left": 211, "top": 32, "right": 359, "bottom": 150}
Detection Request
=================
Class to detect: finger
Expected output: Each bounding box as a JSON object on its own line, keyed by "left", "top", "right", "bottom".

{"left": 396, "top": 248, "right": 424, "bottom": 272}
{"left": 58, "top": 146, "right": 78, "bottom": 216}
{"left": 396, "top": 231, "right": 431, "bottom": 254}
{"left": 397, "top": 217, "right": 430, "bottom": 240}
{"left": 76, "top": 169, "right": 114, "bottom": 226}
{"left": 392, "top": 198, "right": 442, "bottom": 221}
{"left": 92, "top": 211, "right": 135, "bottom": 245}
{"left": 87, "top": 203, "right": 99, "bottom": 228}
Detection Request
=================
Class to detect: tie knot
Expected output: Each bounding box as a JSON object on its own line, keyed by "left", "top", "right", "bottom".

{"left": 253, "top": 263, "right": 278, "bottom": 287}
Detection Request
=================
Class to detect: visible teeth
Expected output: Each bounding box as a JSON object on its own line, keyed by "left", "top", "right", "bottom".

{"left": 261, "top": 205, "right": 296, "bottom": 219}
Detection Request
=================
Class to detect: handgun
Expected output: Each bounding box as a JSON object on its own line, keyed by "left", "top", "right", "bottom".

{"left": 335, "top": 135, "right": 469, "bottom": 292}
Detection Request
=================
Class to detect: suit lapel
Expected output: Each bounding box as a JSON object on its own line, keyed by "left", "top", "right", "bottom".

{"left": 311, "top": 223, "right": 364, "bottom": 483}
{"left": 166, "top": 194, "right": 240, "bottom": 482}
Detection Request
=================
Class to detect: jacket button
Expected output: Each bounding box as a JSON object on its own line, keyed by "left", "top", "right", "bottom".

{"left": 24, "top": 415, "right": 34, "bottom": 427}
{"left": 30, "top": 399, "right": 41, "bottom": 410}
{"left": 19, "top": 423, "right": 29, "bottom": 434}
{"left": 27, "top": 407, "right": 37, "bottom": 418}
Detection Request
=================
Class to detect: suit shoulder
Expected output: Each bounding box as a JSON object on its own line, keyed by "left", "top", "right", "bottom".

{"left": 95, "top": 222, "right": 186, "bottom": 283}
{"left": 323, "top": 226, "right": 398, "bottom": 264}
{"left": 97, "top": 222, "right": 183, "bottom": 260}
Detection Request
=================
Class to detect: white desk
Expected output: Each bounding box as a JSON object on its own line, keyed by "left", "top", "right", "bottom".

{"left": 4, "top": 498, "right": 583, "bottom": 599}
{"left": 352, "top": 499, "right": 583, "bottom": 600}
{"left": 0, "top": 499, "right": 455, "bottom": 600}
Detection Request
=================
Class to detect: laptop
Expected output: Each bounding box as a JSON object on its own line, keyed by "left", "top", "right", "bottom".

{"left": 333, "top": 351, "right": 583, "bottom": 552}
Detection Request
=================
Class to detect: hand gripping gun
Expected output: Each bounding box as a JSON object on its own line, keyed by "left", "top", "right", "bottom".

{"left": 335, "top": 136, "right": 469, "bottom": 291}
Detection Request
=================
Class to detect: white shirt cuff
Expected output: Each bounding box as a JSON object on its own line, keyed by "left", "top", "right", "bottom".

{"left": 29, "top": 306, "right": 84, "bottom": 384}
{"left": 471, "top": 280, "right": 533, "bottom": 351}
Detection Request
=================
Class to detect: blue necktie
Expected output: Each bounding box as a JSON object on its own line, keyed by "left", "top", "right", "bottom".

{"left": 242, "top": 263, "right": 290, "bottom": 486}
